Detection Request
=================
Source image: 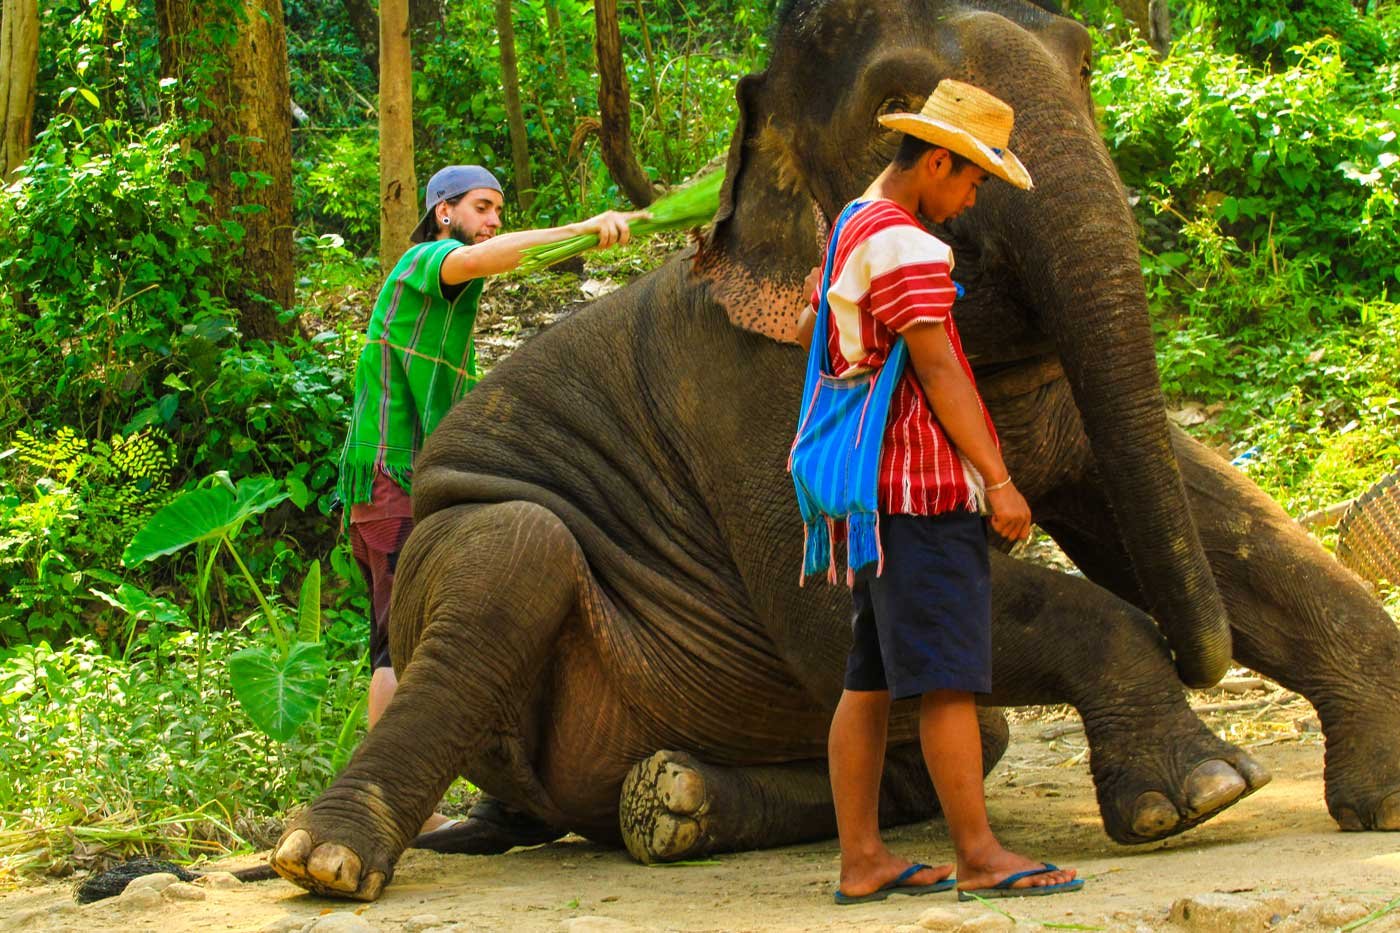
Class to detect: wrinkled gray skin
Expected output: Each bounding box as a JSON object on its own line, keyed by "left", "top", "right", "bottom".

{"left": 270, "top": 0, "right": 1400, "bottom": 902}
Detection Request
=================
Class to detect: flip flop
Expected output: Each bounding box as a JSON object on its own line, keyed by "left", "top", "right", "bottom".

{"left": 833, "top": 863, "right": 956, "bottom": 905}
{"left": 957, "top": 862, "right": 1084, "bottom": 900}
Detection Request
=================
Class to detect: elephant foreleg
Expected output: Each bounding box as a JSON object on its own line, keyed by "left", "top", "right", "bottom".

{"left": 1169, "top": 430, "right": 1400, "bottom": 831}
{"left": 271, "top": 500, "right": 584, "bottom": 900}
{"left": 618, "top": 710, "right": 1011, "bottom": 863}
{"left": 984, "top": 554, "right": 1270, "bottom": 843}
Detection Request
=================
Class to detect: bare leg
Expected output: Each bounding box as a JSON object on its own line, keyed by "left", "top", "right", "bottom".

{"left": 828, "top": 689, "right": 953, "bottom": 897}
{"left": 920, "top": 689, "right": 1075, "bottom": 892}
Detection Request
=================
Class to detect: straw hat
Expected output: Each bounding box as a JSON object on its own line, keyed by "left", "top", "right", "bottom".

{"left": 878, "top": 80, "right": 1033, "bottom": 191}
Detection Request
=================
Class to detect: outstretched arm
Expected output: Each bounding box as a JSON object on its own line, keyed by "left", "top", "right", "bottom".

{"left": 903, "top": 321, "right": 1031, "bottom": 542}
{"left": 440, "top": 210, "right": 646, "bottom": 285}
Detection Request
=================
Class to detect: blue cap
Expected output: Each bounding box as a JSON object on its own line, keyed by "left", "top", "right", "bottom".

{"left": 410, "top": 165, "right": 504, "bottom": 242}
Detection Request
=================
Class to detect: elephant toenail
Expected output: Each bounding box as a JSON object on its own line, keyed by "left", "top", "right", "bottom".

{"left": 658, "top": 765, "right": 705, "bottom": 814}
{"left": 359, "top": 870, "right": 386, "bottom": 901}
{"left": 1130, "top": 791, "right": 1179, "bottom": 838}
{"left": 1336, "top": 806, "right": 1364, "bottom": 831}
{"left": 308, "top": 844, "right": 362, "bottom": 890}
{"left": 1374, "top": 793, "right": 1400, "bottom": 830}
{"left": 1184, "top": 760, "right": 1246, "bottom": 817}
{"left": 650, "top": 813, "right": 700, "bottom": 858}
{"left": 274, "top": 829, "right": 313, "bottom": 868}
{"left": 1234, "top": 756, "right": 1272, "bottom": 790}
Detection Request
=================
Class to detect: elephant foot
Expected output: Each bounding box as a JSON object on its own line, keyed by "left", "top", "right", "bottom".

{"left": 409, "top": 797, "right": 563, "bottom": 854}
{"left": 1095, "top": 729, "right": 1271, "bottom": 844}
{"left": 270, "top": 796, "right": 399, "bottom": 901}
{"left": 619, "top": 750, "right": 715, "bottom": 863}
{"left": 1336, "top": 791, "right": 1400, "bottom": 831}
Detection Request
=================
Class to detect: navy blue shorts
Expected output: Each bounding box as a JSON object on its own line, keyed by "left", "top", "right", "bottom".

{"left": 844, "top": 511, "right": 992, "bottom": 700}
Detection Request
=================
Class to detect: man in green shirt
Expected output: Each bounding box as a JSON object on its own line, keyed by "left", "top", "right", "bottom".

{"left": 338, "top": 165, "right": 640, "bottom": 834}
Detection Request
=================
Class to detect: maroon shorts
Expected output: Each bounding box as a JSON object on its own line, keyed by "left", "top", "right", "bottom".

{"left": 348, "top": 471, "right": 414, "bottom": 671}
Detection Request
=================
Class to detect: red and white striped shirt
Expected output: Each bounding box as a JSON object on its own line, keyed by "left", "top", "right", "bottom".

{"left": 818, "top": 199, "right": 998, "bottom": 516}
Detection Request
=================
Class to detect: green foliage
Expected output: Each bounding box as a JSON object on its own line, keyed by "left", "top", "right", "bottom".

{"left": 0, "top": 427, "right": 175, "bottom": 646}
{"left": 1199, "top": 0, "right": 1391, "bottom": 67}
{"left": 1098, "top": 32, "right": 1400, "bottom": 288}
{"left": 1093, "top": 10, "right": 1400, "bottom": 517}
{"left": 124, "top": 475, "right": 330, "bottom": 743}
{"left": 286, "top": 0, "right": 770, "bottom": 238}
{"left": 0, "top": 633, "right": 366, "bottom": 878}
{"left": 296, "top": 130, "right": 380, "bottom": 254}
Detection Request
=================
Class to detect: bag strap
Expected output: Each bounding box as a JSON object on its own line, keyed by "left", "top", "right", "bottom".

{"left": 798, "top": 200, "right": 865, "bottom": 413}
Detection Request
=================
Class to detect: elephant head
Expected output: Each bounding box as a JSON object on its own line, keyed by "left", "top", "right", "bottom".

{"left": 695, "top": 0, "right": 1232, "bottom": 687}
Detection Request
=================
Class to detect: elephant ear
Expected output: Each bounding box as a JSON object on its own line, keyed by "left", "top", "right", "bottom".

{"left": 693, "top": 72, "right": 819, "bottom": 345}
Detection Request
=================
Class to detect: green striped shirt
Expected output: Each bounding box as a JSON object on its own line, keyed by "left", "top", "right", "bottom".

{"left": 337, "top": 238, "right": 484, "bottom": 512}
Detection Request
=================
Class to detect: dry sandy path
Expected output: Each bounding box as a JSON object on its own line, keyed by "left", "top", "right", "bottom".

{"left": 5, "top": 710, "right": 1400, "bottom": 932}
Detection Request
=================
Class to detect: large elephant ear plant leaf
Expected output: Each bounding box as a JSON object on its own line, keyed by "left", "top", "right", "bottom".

{"left": 121, "top": 476, "right": 326, "bottom": 741}
{"left": 227, "top": 641, "right": 329, "bottom": 742}
{"left": 122, "top": 477, "right": 289, "bottom": 565}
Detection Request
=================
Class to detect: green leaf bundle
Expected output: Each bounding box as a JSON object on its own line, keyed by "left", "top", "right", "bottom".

{"left": 518, "top": 169, "right": 724, "bottom": 273}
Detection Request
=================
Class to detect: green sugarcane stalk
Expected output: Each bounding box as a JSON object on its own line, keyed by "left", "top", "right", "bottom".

{"left": 518, "top": 169, "right": 724, "bottom": 273}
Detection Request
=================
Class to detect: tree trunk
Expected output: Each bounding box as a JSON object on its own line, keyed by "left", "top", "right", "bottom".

{"left": 494, "top": 0, "right": 534, "bottom": 212}
{"left": 339, "top": 0, "right": 379, "bottom": 77}
{"left": 0, "top": 0, "right": 39, "bottom": 179}
{"left": 155, "top": 0, "right": 295, "bottom": 340}
{"left": 379, "top": 0, "right": 418, "bottom": 273}
{"left": 593, "top": 0, "right": 656, "bottom": 207}
{"left": 1117, "top": 0, "right": 1170, "bottom": 55}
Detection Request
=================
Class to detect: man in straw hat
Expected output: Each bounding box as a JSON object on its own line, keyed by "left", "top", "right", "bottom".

{"left": 792, "top": 80, "right": 1083, "bottom": 903}
{"left": 339, "top": 164, "right": 642, "bottom": 839}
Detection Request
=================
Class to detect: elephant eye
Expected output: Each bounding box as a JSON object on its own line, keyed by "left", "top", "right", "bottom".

{"left": 878, "top": 96, "right": 912, "bottom": 117}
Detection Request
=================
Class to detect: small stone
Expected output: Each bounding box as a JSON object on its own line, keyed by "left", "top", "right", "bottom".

{"left": 301, "top": 913, "right": 379, "bottom": 932}
{"left": 958, "top": 913, "right": 1014, "bottom": 933}
{"left": 124, "top": 871, "right": 180, "bottom": 894}
{"left": 196, "top": 870, "right": 243, "bottom": 889}
{"left": 600, "top": 895, "right": 619, "bottom": 903}
{"left": 115, "top": 886, "right": 163, "bottom": 910}
{"left": 404, "top": 915, "right": 444, "bottom": 932}
{"left": 560, "top": 918, "right": 632, "bottom": 933}
{"left": 1170, "top": 892, "right": 1274, "bottom": 932}
{"left": 163, "top": 881, "right": 207, "bottom": 901}
{"left": 917, "top": 906, "right": 966, "bottom": 930}
{"left": 257, "top": 916, "right": 305, "bottom": 933}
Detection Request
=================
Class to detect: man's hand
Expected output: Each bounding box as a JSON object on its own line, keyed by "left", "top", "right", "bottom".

{"left": 986, "top": 480, "right": 1031, "bottom": 542}
{"left": 577, "top": 210, "right": 648, "bottom": 249}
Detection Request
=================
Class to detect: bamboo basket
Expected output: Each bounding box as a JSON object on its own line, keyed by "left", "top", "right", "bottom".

{"left": 1335, "top": 469, "right": 1400, "bottom": 587}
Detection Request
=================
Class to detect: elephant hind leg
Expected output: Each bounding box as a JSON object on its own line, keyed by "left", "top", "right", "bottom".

{"left": 619, "top": 708, "right": 1009, "bottom": 863}
{"left": 272, "top": 501, "right": 586, "bottom": 900}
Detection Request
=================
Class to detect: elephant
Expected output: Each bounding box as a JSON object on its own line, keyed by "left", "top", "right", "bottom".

{"left": 270, "top": 0, "right": 1400, "bottom": 901}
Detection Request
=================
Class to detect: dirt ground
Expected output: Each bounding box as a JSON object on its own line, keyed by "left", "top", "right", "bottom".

{"left": 5, "top": 693, "right": 1400, "bottom": 933}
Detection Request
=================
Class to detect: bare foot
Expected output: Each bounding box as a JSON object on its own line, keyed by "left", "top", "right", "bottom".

{"left": 418, "top": 812, "right": 455, "bottom": 834}
{"left": 956, "top": 842, "right": 1077, "bottom": 893}
{"left": 839, "top": 848, "right": 955, "bottom": 898}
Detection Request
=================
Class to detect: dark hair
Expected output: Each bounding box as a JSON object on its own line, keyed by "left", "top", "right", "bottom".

{"left": 893, "top": 134, "right": 975, "bottom": 173}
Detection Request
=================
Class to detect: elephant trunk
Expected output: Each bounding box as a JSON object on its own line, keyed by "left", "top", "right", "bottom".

{"left": 991, "top": 105, "right": 1231, "bottom": 687}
